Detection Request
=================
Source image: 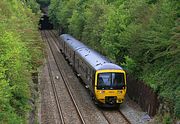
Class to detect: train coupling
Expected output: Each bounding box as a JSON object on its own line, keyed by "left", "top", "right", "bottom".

{"left": 105, "top": 96, "right": 117, "bottom": 105}
{"left": 85, "top": 85, "right": 89, "bottom": 89}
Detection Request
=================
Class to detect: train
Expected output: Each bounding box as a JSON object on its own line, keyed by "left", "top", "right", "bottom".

{"left": 57, "top": 34, "right": 127, "bottom": 107}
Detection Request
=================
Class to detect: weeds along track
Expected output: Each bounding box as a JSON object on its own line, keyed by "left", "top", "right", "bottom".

{"left": 42, "top": 30, "right": 86, "bottom": 124}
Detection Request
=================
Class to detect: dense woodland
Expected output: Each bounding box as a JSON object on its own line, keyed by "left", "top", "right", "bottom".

{"left": 0, "top": 0, "right": 43, "bottom": 123}
{"left": 47, "top": 0, "right": 180, "bottom": 122}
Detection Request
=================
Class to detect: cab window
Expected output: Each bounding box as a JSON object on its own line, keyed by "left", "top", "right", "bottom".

{"left": 97, "top": 72, "right": 125, "bottom": 90}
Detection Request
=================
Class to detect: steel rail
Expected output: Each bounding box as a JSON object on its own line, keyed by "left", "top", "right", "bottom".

{"left": 100, "top": 110, "right": 111, "bottom": 124}
{"left": 42, "top": 31, "right": 65, "bottom": 124}
{"left": 119, "top": 110, "right": 131, "bottom": 124}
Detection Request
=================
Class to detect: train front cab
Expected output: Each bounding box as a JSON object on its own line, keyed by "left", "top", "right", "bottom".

{"left": 94, "top": 70, "right": 126, "bottom": 106}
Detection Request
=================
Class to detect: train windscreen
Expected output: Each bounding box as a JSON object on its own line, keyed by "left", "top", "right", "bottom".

{"left": 97, "top": 73, "right": 125, "bottom": 90}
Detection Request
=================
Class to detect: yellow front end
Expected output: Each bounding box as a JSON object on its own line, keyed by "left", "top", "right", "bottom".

{"left": 95, "top": 70, "right": 127, "bottom": 105}
{"left": 96, "top": 89, "right": 126, "bottom": 104}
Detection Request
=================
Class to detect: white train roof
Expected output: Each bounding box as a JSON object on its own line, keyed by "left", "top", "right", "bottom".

{"left": 60, "top": 34, "right": 123, "bottom": 71}
{"left": 60, "top": 34, "right": 86, "bottom": 50}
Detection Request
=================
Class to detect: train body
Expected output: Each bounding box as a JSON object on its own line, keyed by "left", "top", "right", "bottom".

{"left": 58, "top": 34, "right": 127, "bottom": 106}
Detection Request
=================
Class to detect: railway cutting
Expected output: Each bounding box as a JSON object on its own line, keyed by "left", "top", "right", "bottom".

{"left": 39, "top": 30, "right": 142, "bottom": 124}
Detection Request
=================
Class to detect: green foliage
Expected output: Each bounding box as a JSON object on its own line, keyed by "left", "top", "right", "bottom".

{"left": 0, "top": 32, "right": 29, "bottom": 123}
{"left": 25, "top": 0, "right": 40, "bottom": 13}
{"left": 49, "top": 0, "right": 180, "bottom": 120}
{"left": 0, "top": 0, "right": 43, "bottom": 123}
{"left": 162, "top": 113, "right": 173, "bottom": 124}
{"left": 122, "top": 56, "right": 137, "bottom": 75}
{"left": 48, "top": 0, "right": 61, "bottom": 27}
{"left": 175, "top": 87, "right": 180, "bottom": 118}
{"left": 68, "top": 10, "right": 84, "bottom": 39}
{"left": 82, "top": 1, "right": 110, "bottom": 52}
{"left": 36, "top": 0, "right": 50, "bottom": 7}
{"left": 100, "top": 3, "right": 131, "bottom": 60}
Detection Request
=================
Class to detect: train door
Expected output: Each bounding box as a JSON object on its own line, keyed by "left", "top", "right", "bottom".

{"left": 64, "top": 45, "right": 66, "bottom": 55}
{"left": 59, "top": 38, "right": 63, "bottom": 51}
{"left": 86, "top": 65, "right": 92, "bottom": 89}
{"left": 73, "top": 51, "right": 76, "bottom": 67}
{"left": 67, "top": 45, "right": 70, "bottom": 59}
{"left": 69, "top": 49, "right": 73, "bottom": 64}
{"left": 75, "top": 54, "right": 80, "bottom": 74}
{"left": 62, "top": 39, "right": 64, "bottom": 52}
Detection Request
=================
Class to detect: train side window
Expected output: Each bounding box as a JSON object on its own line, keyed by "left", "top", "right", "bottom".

{"left": 82, "top": 63, "right": 84, "bottom": 73}
{"left": 77, "top": 59, "right": 79, "bottom": 68}
{"left": 90, "top": 69, "right": 92, "bottom": 79}
{"left": 69, "top": 49, "right": 71, "bottom": 57}
{"left": 67, "top": 47, "right": 69, "bottom": 53}
{"left": 79, "top": 59, "right": 82, "bottom": 72}
{"left": 70, "top": 49, "right": 72, "bottom": 57}
{"left": 81, "top": 61, "right": 84, "bottom": 72}
{"left": 86, "top": 67, "right": 88, "bottom": 78}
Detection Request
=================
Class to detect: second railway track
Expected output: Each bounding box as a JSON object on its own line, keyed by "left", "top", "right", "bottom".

{"left": 42, "top": 30, "right": 86, "bottom": 124}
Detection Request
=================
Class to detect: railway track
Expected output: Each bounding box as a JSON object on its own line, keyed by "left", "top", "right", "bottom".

{"left": 46, "top": 46, "right": 65, "bottom": 124}
{"left": 119, "top": 110, "right": 131, "bottom": 124}
{"left": 41, "top": 31, "right": 65, "bottom": 124}
{"left": 98, "top": 108, "right": 130, "bottom": 124}
{"left": 100, "top": 111, "right": 112, "bottom": 124}
{"left": 47, "top": 30, "right": 131, "bottom": 124}
{"left": 42, "top": 31, "right": 86, "bottom": 124}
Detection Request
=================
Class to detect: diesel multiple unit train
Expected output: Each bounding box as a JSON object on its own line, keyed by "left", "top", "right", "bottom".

{"left": 58, "top": 34, "right": 127, "bottom": 106}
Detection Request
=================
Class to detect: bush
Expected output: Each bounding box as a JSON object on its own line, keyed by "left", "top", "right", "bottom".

{"left": 0, "top": 0, "right": 43, "bottom": 123}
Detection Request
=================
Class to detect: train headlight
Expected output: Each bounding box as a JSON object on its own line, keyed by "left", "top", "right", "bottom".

{"left": 117, "top": 90, "right": 123, "bottom": 94}
{"left": 100, "top": 90, "right": 105, "bottom": 94}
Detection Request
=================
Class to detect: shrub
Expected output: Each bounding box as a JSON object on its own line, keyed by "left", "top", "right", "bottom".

{"left": 0, "top": 0, "right": 43, "bottom": 123}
